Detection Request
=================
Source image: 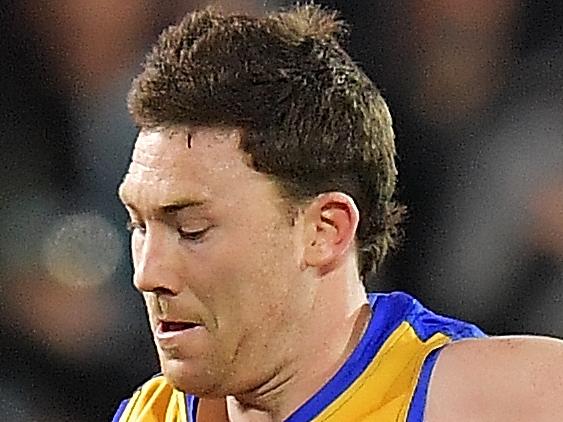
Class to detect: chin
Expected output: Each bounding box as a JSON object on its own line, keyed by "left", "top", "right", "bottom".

{"left": 161, "top": 358, "right": 228, "bottom": 398}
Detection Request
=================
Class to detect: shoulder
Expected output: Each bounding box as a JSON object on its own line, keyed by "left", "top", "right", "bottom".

{"left": 425, "top": 335, "right": 563, "bottom": 422}
{"left": 112, "top": 374, "right": 187, "bottom": 422}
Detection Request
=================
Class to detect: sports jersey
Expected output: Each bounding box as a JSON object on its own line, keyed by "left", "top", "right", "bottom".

{"left": 112, "top": 291, "right": 485, "bottom": 421}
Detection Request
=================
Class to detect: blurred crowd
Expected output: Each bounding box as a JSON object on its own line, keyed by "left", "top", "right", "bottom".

{"left": 0, "top": 0, "right": 561, "bottom": 420}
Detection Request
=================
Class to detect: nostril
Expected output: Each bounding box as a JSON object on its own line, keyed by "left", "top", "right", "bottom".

{"left": 153, "top": 287, "right": 175, "bottom": 296}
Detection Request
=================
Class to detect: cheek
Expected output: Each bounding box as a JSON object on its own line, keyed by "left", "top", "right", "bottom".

{"left": 224, "top": 232, "right": 296, "bottom": 308}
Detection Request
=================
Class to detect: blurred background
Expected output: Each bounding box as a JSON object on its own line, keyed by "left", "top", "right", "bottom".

{"left": 0, "top": 0, "right": 561, "bottom": 420}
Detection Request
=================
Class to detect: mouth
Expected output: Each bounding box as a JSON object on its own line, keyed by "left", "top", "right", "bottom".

{"left": 155, "top": 319, "right": 207, "bottom": 347}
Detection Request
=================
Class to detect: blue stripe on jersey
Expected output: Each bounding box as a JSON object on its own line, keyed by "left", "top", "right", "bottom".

{"left": 111, "top": 399, "right": 130, "bottom": 422}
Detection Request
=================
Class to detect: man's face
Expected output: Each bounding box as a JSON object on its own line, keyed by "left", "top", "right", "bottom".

{"left": 119, "top": 127, "right": 312, "bottom": 396}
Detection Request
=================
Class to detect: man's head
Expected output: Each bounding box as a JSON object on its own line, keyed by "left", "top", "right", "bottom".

{"left": 119, "top": 5, "right": 402, "bottom": 396}
{"left": 128, "top": 5, "right": 402, "bottom": 280}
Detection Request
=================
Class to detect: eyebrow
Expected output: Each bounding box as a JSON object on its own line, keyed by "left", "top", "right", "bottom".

{"left": 160, "top": 199, "right": 207, "bottom": 214}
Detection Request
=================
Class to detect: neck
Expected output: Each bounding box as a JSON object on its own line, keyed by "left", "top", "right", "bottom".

{"left": 225, "top": 266, "right": 371, "bottom": 422}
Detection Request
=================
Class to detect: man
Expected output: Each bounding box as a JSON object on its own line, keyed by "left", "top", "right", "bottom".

{"left": 113, "top": 5, "right": 563, "bottom": 421}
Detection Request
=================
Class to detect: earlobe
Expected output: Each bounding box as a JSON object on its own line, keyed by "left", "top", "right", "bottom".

{"left": 301, "top": 193, "right": 359, "bottom": 274}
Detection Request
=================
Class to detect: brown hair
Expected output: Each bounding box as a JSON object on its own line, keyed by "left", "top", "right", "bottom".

{"left": 128, "top": 4, "right": 404, "bottom": 283}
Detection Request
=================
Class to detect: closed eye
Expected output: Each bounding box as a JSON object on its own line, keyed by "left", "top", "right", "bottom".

{"left": 177, "top": 227, "right": 210, "bottom": 241}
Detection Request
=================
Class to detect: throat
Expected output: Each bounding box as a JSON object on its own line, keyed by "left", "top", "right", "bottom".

{"left": 226, "top": 368, "right": 295, "bottom": 421}
{"left": 226, "top": 397, "right": 275, "bottom": 422}
{"left": 195, "top": 397, "right": 275, "bottom": 422}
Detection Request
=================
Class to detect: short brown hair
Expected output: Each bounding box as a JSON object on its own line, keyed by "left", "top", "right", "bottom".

{"left": 128, "top": 4, "right": 404, "bottom": 283}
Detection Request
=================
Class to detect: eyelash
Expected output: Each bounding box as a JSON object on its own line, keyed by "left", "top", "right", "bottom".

{"left": 126, "top": 221, "right": 209, "bottom": 242}
{"left": 126, "top": 220, "right": 145, "bottom": 234}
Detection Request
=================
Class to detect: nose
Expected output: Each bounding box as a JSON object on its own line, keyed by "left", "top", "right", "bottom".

{"left": 132, "top": 222, "right": 182, "bottom": 295}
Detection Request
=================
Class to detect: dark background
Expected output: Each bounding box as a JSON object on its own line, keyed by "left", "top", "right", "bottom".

{"left": 1, "top": 1, "right": 561, "bottom": 420}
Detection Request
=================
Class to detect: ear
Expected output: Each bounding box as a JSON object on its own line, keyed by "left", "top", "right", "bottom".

{"left": 301, "top": 192, "right": 359, "bottom": 275}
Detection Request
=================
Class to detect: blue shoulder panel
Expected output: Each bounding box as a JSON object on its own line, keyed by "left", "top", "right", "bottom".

{"left": 404, "top": 294, "right": 485, "bottom": 341}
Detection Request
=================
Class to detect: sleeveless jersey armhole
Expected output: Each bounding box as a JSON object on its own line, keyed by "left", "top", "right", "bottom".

{"left": 186, "top": 394, "right": 199, "bottom": 422}
{"left": 406, "top": 347, "right": 443, "bottom": 422}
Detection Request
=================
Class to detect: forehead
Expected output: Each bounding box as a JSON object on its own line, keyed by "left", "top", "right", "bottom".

{"left": 119, "top": 127, "right": 262, "bottom": 211}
